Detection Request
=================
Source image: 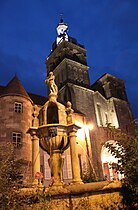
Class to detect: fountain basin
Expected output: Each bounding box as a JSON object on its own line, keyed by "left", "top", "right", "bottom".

{"left": 38, "top": 124, "right": 69, "bottom": 154}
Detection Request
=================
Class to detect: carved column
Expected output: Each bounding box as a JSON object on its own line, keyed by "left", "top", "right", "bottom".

{"left": 68, "top": 125, "right": 83, "bottom": 184}
{"left": 31, "top": 130, "right": 40, "bottom": 184}
{"left": 29, "top": 105, "right": 40, "bottom": 185}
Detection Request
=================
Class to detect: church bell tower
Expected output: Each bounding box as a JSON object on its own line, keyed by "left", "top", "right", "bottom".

{"left": 46, "top": 18, "right": 90, "bottom": 105}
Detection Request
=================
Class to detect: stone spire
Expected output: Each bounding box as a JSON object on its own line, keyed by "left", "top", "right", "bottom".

{"left": 3, "top": 75, "right": 30, "bottom": 99}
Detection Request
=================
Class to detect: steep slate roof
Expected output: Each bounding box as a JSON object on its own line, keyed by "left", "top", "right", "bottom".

{"left": 0, "top": 85, "right": 5, "bottom": 95}
{"left": 0, "top": 75, "right": 47, "bottom": 106}
{"left": 28, "top": 92, "right": 47, "bottom": 106}
{"left": 2, "top": 75, "right": 30, "bottom": 99}
{"left": 91, "top": 73, "right": 124, "bottom": 87}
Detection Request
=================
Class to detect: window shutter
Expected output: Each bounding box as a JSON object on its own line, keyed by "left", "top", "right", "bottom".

{"left": 62, "top": 156, "right": 68, "bottom": 179}
{"left": 44, "top": 154, "right": 51, "bottom": 179}
{"left": 66, "top": 155, "right": 72, "bottom": 179}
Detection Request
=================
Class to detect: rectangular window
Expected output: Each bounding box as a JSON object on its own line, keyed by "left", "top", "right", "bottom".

{"left": 12, "top": 132, "right": 22, "bottom": 148}
{"left": 105, "top": 112, "right": 108, "bottom": 125}
{"left": 63, "top": 155, "right": 72, "bottom": 179}
{"left": 14, "top": 102, "right": 23, "bottom": 113}
{"left": 97, "top": 104, "right": 103, "bottom": 126}
{"left": 103, "top": 163, "right": 110, "bottom": 181}
{"left": 62, "top": 156, "right": 68, "bottom": 179}
{"left": 66, "top": 155, "right": 72, "bottom": 179}
{"left": 44, "top": 154, "right": 51, "bottom": 179}
{"left": 78, "top": 154, "right": 83, "bottom": 178}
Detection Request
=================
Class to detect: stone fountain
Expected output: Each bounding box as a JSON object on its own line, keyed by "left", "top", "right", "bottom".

{"left": 28, "top": 72, "right": 82, "bottom": 186}
{"left": 38, "top": 125, "right": 69, "bottom": 186}
{"left": 26, "top": 72, "right": 124, "bottom": 209}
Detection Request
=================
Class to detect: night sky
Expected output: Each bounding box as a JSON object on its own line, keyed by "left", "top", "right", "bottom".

{"left": 0, "top": 0, "right": 137, "bottom": 118}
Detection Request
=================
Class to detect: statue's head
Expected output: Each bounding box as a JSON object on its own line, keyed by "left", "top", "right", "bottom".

{"left": 49, "top": 72, "right": 53, "bottom": 76}
{"left": 66, "top": 101, "right": 72, "bottom": 108}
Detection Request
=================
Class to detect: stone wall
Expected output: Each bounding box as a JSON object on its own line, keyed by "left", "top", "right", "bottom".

{"left": 0, "top": 95, "right": 33, "bottom": 182}
{"left": 113, "top": 98, "right": 133, "bottom": 132}
{"left": 16, "top": 181, "right": 126, "bottom": 210}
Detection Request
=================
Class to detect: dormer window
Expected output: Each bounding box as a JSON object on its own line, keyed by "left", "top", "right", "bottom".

{"left": 14, "top": 102, "right": 23, "bottom": 113}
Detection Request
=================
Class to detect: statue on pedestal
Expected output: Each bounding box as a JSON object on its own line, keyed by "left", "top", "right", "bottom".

{"left": 45, "top": 72, "right": 58, "bottom": 95}
{"left": 66, "top": 101, "right": 74, "bottom": 124}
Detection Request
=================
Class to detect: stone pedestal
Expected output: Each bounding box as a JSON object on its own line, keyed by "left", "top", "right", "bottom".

{"left": 48, "top": 151, "right": 64, "bottom": 186}
{"left": 48, "top": 93, "right": 58, "bottom": 103}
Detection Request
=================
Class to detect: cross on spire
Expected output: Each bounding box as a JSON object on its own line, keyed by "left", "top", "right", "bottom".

{"left": 60, "top": 13, "right": 64, "bottom": 23}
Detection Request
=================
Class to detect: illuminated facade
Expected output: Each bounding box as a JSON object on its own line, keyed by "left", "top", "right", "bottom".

{"left": 0, "top": 19, "right": 133, "bottom": 184}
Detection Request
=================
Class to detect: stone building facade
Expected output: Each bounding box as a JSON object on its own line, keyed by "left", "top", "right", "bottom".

{"left": 0, "top": 76, "right": 33, "bottom": 182}
{"left": 0, "top": 19, "right": 133, "bottom": 185}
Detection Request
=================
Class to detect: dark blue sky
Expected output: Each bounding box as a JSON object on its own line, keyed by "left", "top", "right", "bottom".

{"left": 0, "top": 0, "right": 137, "bottom": 117}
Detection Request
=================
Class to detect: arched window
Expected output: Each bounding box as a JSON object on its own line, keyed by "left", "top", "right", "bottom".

{"left": 47, "top": 103, "right": 59, "bottom": 124}
{"left": 101, "top": 140, "right": 124, "bottom": 181}
{"left": 64, "top": 86, "right": 72, "bottom": 103}
{"left": 97, "top": 103, "right": 103, "bottom": 126}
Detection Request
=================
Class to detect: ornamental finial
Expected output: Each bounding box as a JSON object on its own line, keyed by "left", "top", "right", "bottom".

{"left": 60, "top": 13, "right": 63, "bottom": 23}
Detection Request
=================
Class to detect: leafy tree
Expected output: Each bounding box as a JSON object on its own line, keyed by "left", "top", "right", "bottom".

{"left": 105, "top": 122, "right": 138, "bottom": 208}
{"left": 82, "top": 162, "right": 97, "bottom": 183}
{"left": 0, "top": 142, "right": 24, "bottom": 209}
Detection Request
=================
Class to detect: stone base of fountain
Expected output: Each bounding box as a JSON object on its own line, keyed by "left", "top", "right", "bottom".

{"left": 18, "top": 181, "right": 126, "bottom": 210}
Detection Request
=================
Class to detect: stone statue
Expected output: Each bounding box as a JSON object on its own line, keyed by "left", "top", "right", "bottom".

{"left": 45, "top": 72, "right": 58, "bottom": 95}
{"left": 66, "top": 101, "right": 74, "bottom": 124}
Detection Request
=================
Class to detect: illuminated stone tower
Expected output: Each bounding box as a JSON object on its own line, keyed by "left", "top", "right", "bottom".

{"left": 0, "top": 18, "right": 133, "bottom": 183}
{"left": 45, "top": 18, "right": 133, "bottom": 180}
{"left": 46, "top": 18, "right": 95, "bottom": 123}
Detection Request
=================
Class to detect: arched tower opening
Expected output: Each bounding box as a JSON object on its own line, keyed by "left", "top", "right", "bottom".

{"left": 64, "top": 86, "right": 72, "bottom": 104}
